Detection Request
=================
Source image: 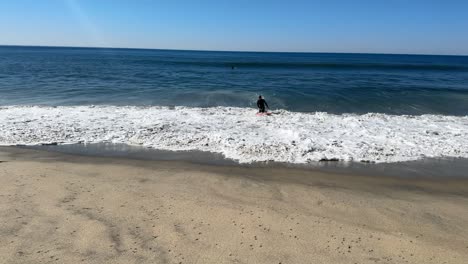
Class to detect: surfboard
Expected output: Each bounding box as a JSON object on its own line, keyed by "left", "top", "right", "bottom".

{"left": 256, "top": 112, "right": 272, "bottom": 116}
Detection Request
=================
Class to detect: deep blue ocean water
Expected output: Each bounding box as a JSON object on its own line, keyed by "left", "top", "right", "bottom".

{"left": 1, "top": 45, "right": 468, "bottom": 115}
{"left": 2, "top": 46, "right": 468, "bottom": 164}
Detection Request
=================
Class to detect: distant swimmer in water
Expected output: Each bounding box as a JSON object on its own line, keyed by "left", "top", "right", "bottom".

{"left": 257, "top": 95, "right": 269, "bottom": 113}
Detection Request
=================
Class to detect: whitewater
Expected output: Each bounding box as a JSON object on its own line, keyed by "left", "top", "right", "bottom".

{"left": 1, "top": 106, "right": 467, "bottom": 164}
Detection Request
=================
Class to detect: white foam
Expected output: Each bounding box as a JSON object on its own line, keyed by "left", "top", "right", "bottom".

{"left": 1, "top": 105, "right": 468, "bottom": 164}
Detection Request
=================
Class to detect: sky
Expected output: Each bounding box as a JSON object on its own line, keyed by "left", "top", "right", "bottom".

{"left": 0, "top": 0, "right": 468, "bottom": 55}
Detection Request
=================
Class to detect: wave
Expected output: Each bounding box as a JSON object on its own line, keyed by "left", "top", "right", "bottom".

{"left": 1, "top": 106, "right": 467, "bottom": 164}
{"left": 133, "top": 59, "right": 468, "bottom": 71}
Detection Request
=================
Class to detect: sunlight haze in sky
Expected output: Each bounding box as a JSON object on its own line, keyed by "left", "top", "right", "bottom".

{"left": 0, "top": 0, "right": 467, "bottom": 55}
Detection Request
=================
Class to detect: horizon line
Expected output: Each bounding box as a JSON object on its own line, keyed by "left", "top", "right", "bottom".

{"left": 1, "top": 44, "right": 467, "bottom": 57}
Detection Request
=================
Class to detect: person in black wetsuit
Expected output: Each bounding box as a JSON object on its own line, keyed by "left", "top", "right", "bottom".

{"left": 257, "top": 95, "right": 269, "bottom": 113}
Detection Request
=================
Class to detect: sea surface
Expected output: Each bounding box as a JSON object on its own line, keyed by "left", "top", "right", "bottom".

{"left": 1, "top": 45, "right": 468, "bottom": 164}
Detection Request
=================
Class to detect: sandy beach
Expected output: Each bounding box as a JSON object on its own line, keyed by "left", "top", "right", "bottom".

{"left": 0, "top": 147, "right": 467, "bottom": 264}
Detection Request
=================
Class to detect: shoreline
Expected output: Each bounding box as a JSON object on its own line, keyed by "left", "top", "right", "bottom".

{"left": 8, "top": 143, "right": 468, "bottom": 179}
{"left": 1, "top": 147, "right": 467, "bottom": 263}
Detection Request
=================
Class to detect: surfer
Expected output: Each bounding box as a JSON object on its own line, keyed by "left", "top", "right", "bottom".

{"left": 257, "top": 95, "right": 269, "bottom": 113}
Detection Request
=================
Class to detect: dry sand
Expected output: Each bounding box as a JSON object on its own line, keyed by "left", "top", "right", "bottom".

{"left": 0, "top": 147, "right": 467, "bottom": 264}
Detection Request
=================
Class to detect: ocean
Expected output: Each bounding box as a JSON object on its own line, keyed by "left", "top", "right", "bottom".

{"left": 1, "top": 45, "right": 468, "bottom": 164}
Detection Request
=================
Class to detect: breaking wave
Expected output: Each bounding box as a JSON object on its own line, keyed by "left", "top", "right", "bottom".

{"left": 1, "top": 106, "right": 467, "bottom": 164}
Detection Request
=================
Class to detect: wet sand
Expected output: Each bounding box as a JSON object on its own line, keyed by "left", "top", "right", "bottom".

{"left": 0, "top": 147, "right": 467, "bottom": 264}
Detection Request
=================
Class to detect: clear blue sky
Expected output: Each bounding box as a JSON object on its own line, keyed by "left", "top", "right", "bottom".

{"left": 1, "top": 0, "right": 468, "bottom": 55}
